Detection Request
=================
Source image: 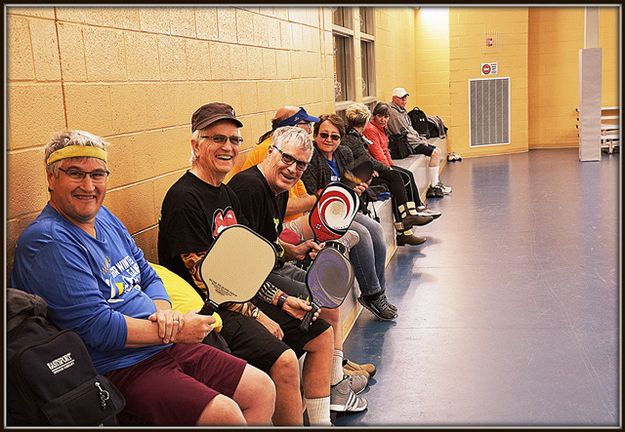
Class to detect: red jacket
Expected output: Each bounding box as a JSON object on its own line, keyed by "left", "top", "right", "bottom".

{"left": 363, "top": 121, "right": 393, "bottom": 167}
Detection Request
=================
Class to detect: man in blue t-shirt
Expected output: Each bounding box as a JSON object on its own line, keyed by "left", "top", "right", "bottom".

{"left": 10, "top": 130, "right": 275, "bottom": 426}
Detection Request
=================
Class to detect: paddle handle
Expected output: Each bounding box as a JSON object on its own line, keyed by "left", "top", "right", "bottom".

{"left": 211, "top": 312, "right": 223, "bottom": 333}
{"left": 299, "top": 302, "right": 321, "bottom": 333}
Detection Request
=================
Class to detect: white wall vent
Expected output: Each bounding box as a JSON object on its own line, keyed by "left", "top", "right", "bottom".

{"left": 469, "top": 77, "right": 510, "bottom": 147}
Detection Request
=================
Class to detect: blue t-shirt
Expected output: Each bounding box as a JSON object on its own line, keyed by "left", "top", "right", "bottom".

{"left": 11, "top": 204, "right": 170, "bottom": 374}
{"left": 325, "top": 157, "right": 341, "bottom": 182}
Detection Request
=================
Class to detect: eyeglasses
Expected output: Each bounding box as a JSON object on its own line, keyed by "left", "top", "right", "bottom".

{"left": 59, "top": 167, "right": 110, "bottom": 183}
{"left": 271, "top": 145, "right": 309, "bottom": 171}
{"left": 201, "top": 134, "right": 244, "bottom": 145}
{"left": 318, "top": 132, "right": 341, "bottom": 142}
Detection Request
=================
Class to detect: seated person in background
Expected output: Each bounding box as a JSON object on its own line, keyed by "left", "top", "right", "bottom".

{"left": 157, "top": 103, "right": 335, "bottom": 426}
{"left": 364, "top": 102, "right": 443, "bottom": 214}
{"left": 10, "top": 130, "right": 275, "bottom": 426}
{"left": 387, "top": 87, "right": 452, "bottom": 198}
{"left": 229, "top": 126, "right": 369, "bottom": 414}
{"left": 300, "top": 114, "right": 398, "bottom": 321}
{"left": 343, "top": 102, "right": 442, "bottom": 247}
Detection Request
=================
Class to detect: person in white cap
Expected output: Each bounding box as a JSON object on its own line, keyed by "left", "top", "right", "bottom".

{"left": 387, "top": 87, "right": 452, "bottom": 198}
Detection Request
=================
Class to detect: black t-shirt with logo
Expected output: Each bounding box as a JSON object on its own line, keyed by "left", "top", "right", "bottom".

{"left": 158, "top": 171, "right": 247, "bottom": 293}
{"left": 228, "top": 166, "right": 288, "bottom": 244}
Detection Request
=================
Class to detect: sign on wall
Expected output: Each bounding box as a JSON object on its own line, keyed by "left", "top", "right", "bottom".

{"left": 481, "top": 62, "right": 498, "bottom": 76}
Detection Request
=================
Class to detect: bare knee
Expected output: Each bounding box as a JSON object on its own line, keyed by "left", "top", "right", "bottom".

{"left": 303, "top": 327, "right": 334, "bottom": 353}
{"left": 319, "top": 308, "right": 340, "bottom": 328}
{"left": 270, "top": 349, "right": 300, "bottom": 387}
{"left": 233, "top": 364, "right": 276, "bottom": 419}
{"left": 197, "top": 394, "right": 246, "bottom": 425}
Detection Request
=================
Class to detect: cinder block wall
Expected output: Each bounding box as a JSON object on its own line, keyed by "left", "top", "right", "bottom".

{"left": 6, "top": 6, "right": 338, "bottom": 275}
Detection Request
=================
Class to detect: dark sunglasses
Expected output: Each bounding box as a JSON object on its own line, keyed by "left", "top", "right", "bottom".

{"left": 318, "top": 132, "right": 341, "bottom": 142}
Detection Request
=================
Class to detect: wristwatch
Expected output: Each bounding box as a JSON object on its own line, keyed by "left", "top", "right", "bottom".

{"left": 277, "top": 293, "right": 289, "bottom": 309}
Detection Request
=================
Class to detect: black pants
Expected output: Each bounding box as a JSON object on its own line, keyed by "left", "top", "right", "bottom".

{"left": 371, "top": 167, "right": 423, "bottom": 221}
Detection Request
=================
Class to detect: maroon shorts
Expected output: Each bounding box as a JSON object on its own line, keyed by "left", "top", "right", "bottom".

{"left": 106, "top": 343, "right": 247, "bottom": 425}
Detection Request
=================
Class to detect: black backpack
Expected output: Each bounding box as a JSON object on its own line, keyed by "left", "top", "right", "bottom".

{"left": 408, "top": 107, "right": 430, "bottom": 138}
{"left": 7, "top": 288, "right": 125, "bottom": 426}
{"left": 388, "top": 131, "right": 413, "bottom": 159}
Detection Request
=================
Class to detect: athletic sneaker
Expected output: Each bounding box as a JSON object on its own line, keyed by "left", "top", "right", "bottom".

{"left": 380, "top": 293, "right": 397, "bottom": 312}
{"left": 343, "top": 358, "right": 377, "bottom": 378}
{"left": 358, "top": 294, "right": 397, "bottom": 320}
{"left": 330, "top": 377, "right": 368, "bottom": 413}
{"left": 436, "top": 182, "right": 452, "bottom": 194}
{"left": 347, "top": 374, "right": 368, "bottom": 395}
{"left": 426, "top": 185, "right": 445, "bottom": 198}
{"left": 417, "top": 205, "right": 442, "bottom": 219}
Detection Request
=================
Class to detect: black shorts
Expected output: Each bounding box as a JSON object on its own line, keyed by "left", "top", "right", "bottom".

{"left": 413, "top": 143, "right": 436, "bottom": 157}
{"left": 216, "top": 306, "right": 330, "bottom": 373}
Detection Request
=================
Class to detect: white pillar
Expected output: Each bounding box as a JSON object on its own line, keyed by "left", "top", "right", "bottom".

{"left": 578, "top": 8, "right": 601, "bottom": 162}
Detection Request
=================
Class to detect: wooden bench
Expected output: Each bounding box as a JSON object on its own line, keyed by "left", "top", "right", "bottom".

{"left": 338, "top": 137, "right": 448, "bottom": 337}
{"left": 576, "top": 106, "right": 620, "bottom": 154}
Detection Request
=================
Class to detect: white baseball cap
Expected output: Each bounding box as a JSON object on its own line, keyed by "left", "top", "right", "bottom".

{"left": 392, "top": 87, "right": 409, "bottom": 98}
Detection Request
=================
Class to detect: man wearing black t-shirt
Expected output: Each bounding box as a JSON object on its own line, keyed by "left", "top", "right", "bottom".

{"left": 158, "top": 103, "right": 334, "bottom": 426}
{"left": 229, "top": 126, "right": 368, "bottom": 414}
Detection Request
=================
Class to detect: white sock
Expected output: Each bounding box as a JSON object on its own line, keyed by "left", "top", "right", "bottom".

{"left": 304, "top": 396, "right": 331, "bottom": 426}
{"left": 332, "top": 349, "right": 344, "bottom": 385}
{"left": 429, "top": 166, "right": 440, "bottom": 187}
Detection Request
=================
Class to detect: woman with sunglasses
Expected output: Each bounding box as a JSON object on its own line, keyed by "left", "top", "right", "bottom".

{"left": 301, "top": 114, "right": 398, "bottom": 321}
{"left": 343, "top": 103, "right": 442, "bottom": 246}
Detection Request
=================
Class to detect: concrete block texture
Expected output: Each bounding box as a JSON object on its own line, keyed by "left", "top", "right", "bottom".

{"left": 8, "top": 83, "right": 67, "bottom": 150}
{"left": 125, "top": 32, "right": 160, "bottom": 81}
{"left": 7, "top": 149, "right": 49, "bottom": 219}
{"left": 57, "top": 22, "right": 87, "bottom": 82}
{"left": 64, "top": 83, "right": 113, "bottom": 137}
{"left": 83, "top": 26, "right": 127, "bottom": 81}
{"left": 7, "top": 15, "right": 36, "bottom": 81}
{"left": 217, "top": 8, "right": 237, "bottom": 43}
{"left": 105, "top": 181, "right": 157, "bottom": 234}
{"left": 170, "top": 8, "right": 196, "bottom": 38}
{"left": 195, "top": 8, "right": 219, "bottom": 41}
{"left": 8, "top": 7, "right": 55, "bottom": 19}
{"left": 158, "top": 35, "right": 188, "bottom": 81}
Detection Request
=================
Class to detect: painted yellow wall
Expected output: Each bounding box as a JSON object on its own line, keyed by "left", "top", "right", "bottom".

{"left": 6, "top": 6, "right": 335, "bottom": 272}
{"left": 374, "top": 8, "right": 419, "bottom": 102}
{"left": 448, "top": 8, "right": 529, "bottom": 158}
{"left": 528, "top": 7, "right": 620, "bottom": 149}
{"left": 600, "top": 7, "right": 619, "bottom": 108}
{"left": 414, "top": 8, "right": 451, "bottom": 121}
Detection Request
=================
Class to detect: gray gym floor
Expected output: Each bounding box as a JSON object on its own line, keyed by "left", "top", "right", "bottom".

{"left": 339, "top": 148, "right": 620, "bottom": 427}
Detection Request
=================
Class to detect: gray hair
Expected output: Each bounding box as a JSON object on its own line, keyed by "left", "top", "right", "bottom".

{"left": 44, "top": 130, "right": 108, "bottom": 175}
{"left": 190, "top": 129, "right": 204, "bottom": 165}
{"left": 271, "top": 126, "right": 313, "bottom": 161}
{"left": 345, "top": 103, "right": 371, "bottom": 128}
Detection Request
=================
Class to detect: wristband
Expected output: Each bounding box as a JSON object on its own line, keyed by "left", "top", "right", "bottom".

{"left": 277, "top": 293, "right": 289, "bottom": 309}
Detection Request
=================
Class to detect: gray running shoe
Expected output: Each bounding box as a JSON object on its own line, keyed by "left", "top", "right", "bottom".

{"left": 358, "top": 294, "right": 397, "bottom": 320}
{"left": 330, "top": 377, "right": 368, "bottom": 413}
{"left": 436, "top": 182, "right": 452, "bottom": 194}
{"left": 346, "top": 374, "right": 368, "bottom": 395}
{"left": 417, "top": 205, "right": 442, "bottom": 219}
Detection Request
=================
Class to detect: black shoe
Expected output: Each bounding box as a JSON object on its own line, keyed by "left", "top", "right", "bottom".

{"left": 380, "top": 293, "right": 397, "bottom": 312}
{"left": 426, "top": 185, "right": 445, "bottom": 198}
{"left": 396, "top": 229, "right": 427, "bottom": 246}
{"left": 358, "top": 294, "right": 397, "bottom": 320}
{"left": 401, "top": 212, "right": 433, "bottom": 228}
